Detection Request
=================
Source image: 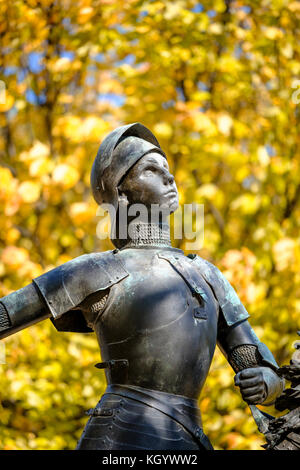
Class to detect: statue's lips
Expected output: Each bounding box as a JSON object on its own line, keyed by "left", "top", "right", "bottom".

{"left": 164, "top": 191, "right": 178, "bottom": 197}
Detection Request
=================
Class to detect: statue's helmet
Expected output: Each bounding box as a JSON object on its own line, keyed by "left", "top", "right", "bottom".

{"left": 91, "top": 122, "right": 166, "bottom": 244}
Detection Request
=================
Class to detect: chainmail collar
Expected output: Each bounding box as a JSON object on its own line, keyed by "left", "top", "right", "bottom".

{"left": 120, "top": 221, "right": 172, "bottom": 249}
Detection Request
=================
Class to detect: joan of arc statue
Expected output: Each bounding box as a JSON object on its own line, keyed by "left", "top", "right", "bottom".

{"left": 0, "top": 123, "right": 284, "bottom": 450}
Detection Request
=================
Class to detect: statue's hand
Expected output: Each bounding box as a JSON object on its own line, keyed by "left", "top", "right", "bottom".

{"left": 234, "top": 367, "right": 283, "bottom": 405}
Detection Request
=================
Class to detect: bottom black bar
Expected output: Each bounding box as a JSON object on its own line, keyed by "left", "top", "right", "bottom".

{"left": 0, "top": 449, "right": 293, "bottom": 465}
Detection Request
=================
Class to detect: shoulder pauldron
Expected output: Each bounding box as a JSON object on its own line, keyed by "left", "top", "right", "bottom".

{"left": 33, "top": 251, "right": 129, "bottom": 321}
{"left": 187, "top": 254, "right": 250, "bottom": 327}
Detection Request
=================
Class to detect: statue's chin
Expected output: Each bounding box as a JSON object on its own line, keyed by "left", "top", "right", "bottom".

{"left": 158, "top": 195, "right": 179, "bottom": 212}
{"left": 150, "top": 201, "right": 179, "bottom": 215}
{"left": 168, "top": 200, "right": 179, "bottom": 214}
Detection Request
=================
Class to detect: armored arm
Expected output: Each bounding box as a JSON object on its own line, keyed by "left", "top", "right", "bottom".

{"left": 218, "top": 318, "right": 284, "bottom": 405}
{"left": 0, "top": 250, "right": 129, "bottom": 339}
{"left": 189, "top": 254, "right": 284, "bottom": 406}
{"left": 0, "top": 283, "right": 51, "bottom": 339}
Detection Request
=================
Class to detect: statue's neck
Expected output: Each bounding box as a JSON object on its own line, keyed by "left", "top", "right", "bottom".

{"left": 117, "top": 220, "right": 172, "bottom": 249}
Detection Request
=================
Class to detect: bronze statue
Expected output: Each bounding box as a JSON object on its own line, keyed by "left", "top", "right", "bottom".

{"left": 0, "top": 123, "right": 285, "bottom": 450}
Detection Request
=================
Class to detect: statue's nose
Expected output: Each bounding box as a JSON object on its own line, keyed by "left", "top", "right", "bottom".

{"left": 163, "top": 172, "right": 175, "bottom": 185}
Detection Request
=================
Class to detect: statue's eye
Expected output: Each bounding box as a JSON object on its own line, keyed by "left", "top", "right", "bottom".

{"left": 143, "top": 165, "right": 158, "bottom": 175}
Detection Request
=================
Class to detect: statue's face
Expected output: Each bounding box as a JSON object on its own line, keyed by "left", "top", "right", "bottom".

{"left": 118, "top": 152, "right": 179, "bottom": 213}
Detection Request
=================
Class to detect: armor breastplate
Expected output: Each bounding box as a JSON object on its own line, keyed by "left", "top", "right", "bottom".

{"left": 93, "top": 247, "right": 219, "bottom": 399}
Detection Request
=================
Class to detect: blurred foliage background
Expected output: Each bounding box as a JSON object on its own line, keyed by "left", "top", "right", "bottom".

{"left": 0, "top": 0, "right": 300, "bottom": 450}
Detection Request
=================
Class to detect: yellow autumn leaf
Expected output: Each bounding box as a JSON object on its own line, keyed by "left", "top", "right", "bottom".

{"left": 288, "top": 1, "right": 300, "bottom": 11}
{"left": 208, "top": 23, "right": 223, "bottom": 35}
{"left": 196, "top": 183, "right": 218, "bottom": 200}
{"left": 6, "top": 227, "right": 20, "bottom": 244}
{"left": 192, "top": 112, "right": 217, "bottom": 134}
{"left": 69, "top": 202, "right": 95, "bottom": 224}
{"left": 52, "top": 164, "right": 80, "bottom": 189}
{"left": 18, "top": 181, "right": 41, "bottom": 203}
{"left": 1, "top": 246, "right": 29, "bottom": 269}
{"left": 217, "top": 114, "right": 233, "bottom": 136}
{"left": 230, "top": 194, "right": 261, "bottom": 215}
{"left": 30, "top": 158, "right": 54, "bottom": 177}
{"left": 0, "top": 167, "right": 15, "bottom": 199}
{"left": 78, "top": 6, "right": 94, "bottom": 23}
{"left": 54, "top": 116, "right": 81, "bottom": 139}
{"left": 257, "top": 146, "right": 270, "bottom": 166}
{"left": 153, "top": 122, "right": 173, "bottom": 139}
{"left": 263, "top": 26, "right": 284, "bottom": 40}
{"left": 272, "top": 238, "right": 296, "bottom": 272}
{"left": 79, "top": 116, "right": 110, "bottom": 141}
{"left": 0, "top": 93, "right": 14, "bottom": 112}
{"left": 51, "top": 57, "right": 72, "bottom": 73}
{"left": 19, "top": 141, "right": 50, "bottom": 162}
{"left": 18, "top": 260, "right": 43, "bottom": 279}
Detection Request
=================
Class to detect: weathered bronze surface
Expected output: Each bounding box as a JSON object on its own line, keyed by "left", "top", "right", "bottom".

{"left": 0, "top": 123, "right": 288, "bottom": 450}
{"left": 256, "top": 332, "right": 300, "bottom": 450}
